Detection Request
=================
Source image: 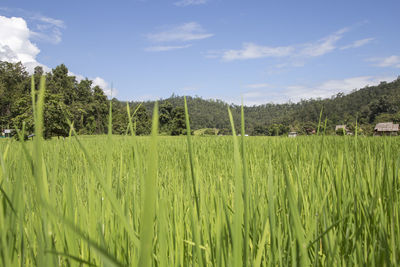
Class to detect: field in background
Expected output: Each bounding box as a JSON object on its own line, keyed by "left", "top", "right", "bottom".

{"left": 0, "top": 135, "right": 399, "bottom": 266}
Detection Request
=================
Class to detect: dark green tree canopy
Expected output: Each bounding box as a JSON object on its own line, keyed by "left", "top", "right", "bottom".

{"left": 1, "top": 61, "right": 109, "bottom": 137}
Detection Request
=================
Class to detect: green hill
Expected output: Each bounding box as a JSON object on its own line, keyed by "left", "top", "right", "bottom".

{"left": 129, "top": 77, "right": 400, "bottom": 135}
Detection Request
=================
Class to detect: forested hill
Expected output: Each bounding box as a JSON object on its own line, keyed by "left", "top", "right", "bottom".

{"left": 1, "top": 61, "right": 400, "bottom": 137}
{"left": 130, "top": 77, "right": 400, "bottom": 135}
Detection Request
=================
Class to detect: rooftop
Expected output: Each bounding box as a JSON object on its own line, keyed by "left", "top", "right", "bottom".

{"left": 374, "top": 122, "right": 399, "bottom": 132}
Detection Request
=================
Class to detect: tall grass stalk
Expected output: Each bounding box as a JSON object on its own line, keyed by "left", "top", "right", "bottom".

{"left": 138, "top": 103, "right": 159, "bottom": 267}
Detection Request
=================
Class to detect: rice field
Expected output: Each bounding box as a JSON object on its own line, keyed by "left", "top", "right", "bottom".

{"left": 0, "top": 80, "right": 399, "bottom": 266}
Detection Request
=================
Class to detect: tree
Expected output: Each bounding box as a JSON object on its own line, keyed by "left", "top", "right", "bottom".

{"left": 0, "top": 61, "right": 29, "bottom": 128}
{"left": 11, "top": 94, "right": 34, "bottom": 134}
{"left": 90, "top": 86, "right": 108, "bottom": 134}
{"left": 159, "top": 101, "right": 174, "bottom": 134}
{"left": 133, "top": 105, "right": 150, "bottom": 135}
{"left": 43, "top": 93, "right": 70, "bottom": 138}
{"left": 252, "top": 124, "right": 268, "bottom": 136}
{"left": 170, "top": 106, "right": 186, "bottom": 135}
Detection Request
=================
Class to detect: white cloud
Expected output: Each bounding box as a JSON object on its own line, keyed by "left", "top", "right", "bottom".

{"left": 134, "top": 94, "right": 159, "bottom": 102}
{"left": 242, "top": 91, "right": 264, "bottom": 98}
{"left": 285, "top": 75, "right": 397, "bottom": 102}
{"left": 275, "top": 61, "right": 305, "bottom": 69}
{"left": 174, "top": 0, "right": 207, "bottom": 6}
{"left": 145, "top": 44, "right": 192, "bottom": 52}
{"left": 340, "top": 38, "right": 374, "bottom": 50}
{"left": 0, "top": 16, "right": 40, "bottom": 69}
{"left": 237, "top": 76, "right": 397, "bottom": 105}
{"left": 180, "top": 86, "right": 198, "bottom": 91}
{"left": 147, "top": 22, "right": 213, "bottom": 42}
{"left": 0, "top": 8, "right": 65, "bottom": 44}
{"left": 204, "top": 49, "right": 223, "bottom": 58}
{"left": 224, "top": 90, "right": 282, "bottom": 106}
{"left": 0, "top": 15, "right": 114, "bottom": 97}
{"left": 214, "top": 27, "right": 373, "bottom": 62}
{"left": 68, "top": 71, "right": 85, "bottom": 82}
{"left": 368, "top": 55, "right": 400, "bottom": 68}
{"left": 30, "top": 25, "right": 63, "bottom": 44}
{"left": 92, "top": 77, "right": 116, "bottom": 97}
{"left": 300, "top": 28, "right": 348, "bottom": 57}
{"left": 33, "top": 15, "right": 65, "bottom": 28}
{"left": 244, "top": 83, "right": 270, "bottom": 89}
{"left": 222, "top": 43, "right": 294, "bottom": 61}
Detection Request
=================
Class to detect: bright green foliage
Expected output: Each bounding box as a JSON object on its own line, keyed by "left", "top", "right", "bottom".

{"left": 133, "top": 77, "right": 400, "bottom": 135}
{"left": 0, "top": 62, "right": 109, "bottom": 137}
{"left": 170, "top": 106, "right": 186, "bottom": 135}
{"left": 159, "top": 101, "right": 174, "bottom": 132}
{"left": 1, "top": 131, "right": 400, "bottom": 266}
{"left": 132, "top": 104, "right": 151, "bottom": 135}
{"left": 159, "top": 101, "right": 186, "bottom": 135}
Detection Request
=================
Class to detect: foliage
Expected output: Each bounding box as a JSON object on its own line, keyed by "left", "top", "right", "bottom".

{"left": 1, "top": 134, "right": 400, "bottom": 266}
{"left": 133, "top": 77, "right": 400, "bottom": 135}
{"left": 0, "top": 62, "right": 109, "bottom": 137}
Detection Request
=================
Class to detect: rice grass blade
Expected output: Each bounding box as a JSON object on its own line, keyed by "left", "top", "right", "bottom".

{"left": 138, "top": 102, "right": 159, "bottom": 267}
{"left": 240, "top": 102, "right": 249, "bottom": 266}
{"left": 228, "top": 107, "right": 243, "bottom": 267}
{"left": 317, "top": 106, "right": 323, "bottom": 136}
{"left": 126, "top": 102, "right": 143, "bottom": 136}
{"left": 184, "top": 96, "right": 200, "bottom": 217}
{"left": 282, "top": 161, "right": 310, "bottom": 266}
{"left": 68, "top": 123, "right": 140, "bottom": 248}
{"left": 254, "top": 219, "right": 269, "bottom": 267}
{"left": 45, "top": 250, "right": 98, "bottom": 267}
{"left": 43, "top": 203, "right": 124, "bottom": 267}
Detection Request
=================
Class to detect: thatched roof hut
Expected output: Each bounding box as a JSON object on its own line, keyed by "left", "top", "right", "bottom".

{"left": 374, "top": 122, "right": 399, "bottom": 136}
{"left": 335, "top": 125, "right": 348, "bottom": 131}
{"left": 335, "top": 125, "right": 351, "bottom": 135}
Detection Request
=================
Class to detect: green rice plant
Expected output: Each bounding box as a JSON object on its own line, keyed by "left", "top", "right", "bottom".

{"left": 138, "top": 103, "right": 159, "bottom": 267}
{"left": 228, "top": 107, "right": 243, "bottom": 267}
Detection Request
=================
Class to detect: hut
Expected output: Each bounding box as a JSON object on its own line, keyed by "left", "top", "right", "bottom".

{"left": 335, "top": 125, "right": 351, "bottom": 135}
{"left": 374, "top": 122, "right": 399, "bottom": 136}
{"left": 305, "top": 128, "right": 316, "bottom": 135}
{"left": 288, "top": 132, "right": 297, "bottom": 138}
{"left": 2, "top": 129, "right": 14, "bottom": 138}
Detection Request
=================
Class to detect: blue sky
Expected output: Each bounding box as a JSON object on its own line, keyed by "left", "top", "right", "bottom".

{"left": 0, "top": 0, "right": 399, "bottom": 105}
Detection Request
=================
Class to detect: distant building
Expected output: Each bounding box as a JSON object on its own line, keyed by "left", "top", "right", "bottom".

{"left": 288, "top": 132, "right": 297, "bottom": 138}
{"left": 305, "top": 128, "right": 316, "bottom": 135}
{"left": 1, "top": 129, "right": 14, "bottom": 138}
{"left": 335, "top": 125, "right": 351, "bottom": 135}
{"left": 374, "top": 122, "right": 399, "bottom": 136}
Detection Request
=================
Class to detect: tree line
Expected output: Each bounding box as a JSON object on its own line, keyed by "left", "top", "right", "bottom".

{"left": 0, "top": 61, "right": 186, "bottom": 138}
{"left": 135, "top": 78, "right": 400, "bottom": 135}
{"left": 1, "top": 61, "right": 400, "bottom": 137}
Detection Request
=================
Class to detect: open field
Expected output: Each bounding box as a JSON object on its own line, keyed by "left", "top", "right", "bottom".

{"left": 0, "top": 134, "right": 399, "bottom": 266}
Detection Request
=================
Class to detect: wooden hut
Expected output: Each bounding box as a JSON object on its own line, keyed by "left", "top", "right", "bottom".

{"left": 374, "top": 122, "right": 399, "bottom": 136}
{"left": 335, "top": 125, "right": 351, "bottom": 135}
